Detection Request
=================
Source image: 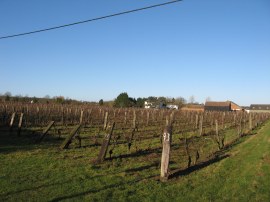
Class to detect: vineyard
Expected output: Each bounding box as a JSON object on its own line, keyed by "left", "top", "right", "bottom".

{"left": 1, "top": 103, "right": 270, "bottom": 201}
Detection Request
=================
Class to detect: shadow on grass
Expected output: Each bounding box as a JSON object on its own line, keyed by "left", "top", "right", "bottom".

{"left": 49, "top": 175, "right": 155, "bottom": 202}
{"left": 0, "top": 174, "right": 106, "bottom": 200}
{"left": 0, "top": 126, "right": 61, "bottom": 154}
{"left": 125, "top": 162, "right": 159, "bottom": 173}
{"left": 169, "top": 154, "right": 230, "bottom": 179}
{"left": 168, "top": 132, "right": 256, "bottom": 180}
{"left": 107, "top": 147, "right": 162, "bottom": 160}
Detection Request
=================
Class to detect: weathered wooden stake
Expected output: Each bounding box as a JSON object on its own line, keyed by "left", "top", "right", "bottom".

{"left": 233, "top": 114, "right": 237, "bottom": 126}
{"left": 9, "top": 112, "right": 16, "bottom": 127}
{"left": 124, "top": 111, "right": 127, "bottom": 125}
{"left": 133, "top": 110, "right": 137, "bottom": 129}
{"left": 215, "top": 120, "right": 219, "bottom": 138}
{"left": 9, "top": 112, "right": 16, "bottom": 132}
{"left": 222, "top": 112, "right": 225, "bottom": 129}
{"left": 199, "top": 115, "right": 203, "bottom": 136}
{"left": 60, "top": 125, "right": 82, "bottom": 149}
{"left": 103, "top": 112, "right": 108, "bottom": 130}
{"left": 195, "top": 114, "right": 198, "bottom": 129}
{"left": 37, "top": 121, "right": 55, "bottom": 143}
{"left": 61, "top": 107, "right": 64, "bottom": 125}
{"left": 160, "top": 125, "right": 172, "bottom": 182}
{"left": 96, "top": 122, "right": 115, "bottom": 163}
{"left": 80, "top": 110, "right": 84, "bottom": 124}
{"left": 17, "top": 113, "right": 24, "bottom": 136}
{"left": 249, "top": 113, "right": 252, "bottom": 131}
{"left": 146, "top": 111, "right": 150, "bottom": 126}
{"left": 165, "top": 116, "right": 169, "bottom": 126}
{"left": 128, "top": 128, "right": 136, "bottom": 151}
{"left": 238, "top": 116, "right": 242, "bottom": 137}
{"left": 170, "top": 112, "right": 175, "bottom": 124}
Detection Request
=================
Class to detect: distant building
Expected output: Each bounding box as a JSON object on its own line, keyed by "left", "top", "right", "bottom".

{"left": 144, "top": 101, "right": 166, "bottom": 109}
{"left": 250, "top": 104, "right": 270, "bottom": 113}
{"left": 181, "top": 104, "right": 204, "bottom": 112}
{"left": 144, "top": 101, "right": 153, "bottom": 109}
{"left": 205, "top": 101, "right": 242, "bottom": 111}
{"left": 166, "top": 104, "right": 179, "bottom": 110}
{"left": 144, "top": 101, "right": 177, "bottom": 109}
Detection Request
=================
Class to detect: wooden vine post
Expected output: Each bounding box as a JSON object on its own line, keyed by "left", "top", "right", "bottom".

{"left": 249, "top": 113, "right": 252, "bottom": 131}
{"left": 80, "top": 110, "right": 84, "bottom": 124}
{"left": 96, "top": 122, "right": 115, "bottom": 164}
{"left": 195, "top": 114, "right": 198, "bottom": 129}
{"left": 215, "top": 119, "right": 219, "bottom": 142}
{"left": 124, "top": 111, "right": 127, "bottom": 125}
{"left": 9, "top": 112, "right": 16, "bottom": 132}
{"left": 133, "top": 110, "right": 137, "bottom": 129}
{"left": 199, "top": 115, "right": 203, "bottom": 136}
{"left": 60, "top": 124, "right": 82, "bottom": 149}
{"left": 37, "top": 121, "right": 55, "bottom": 143}
{"left": 160, "top": 125, "right": 172, "bottom": 182}
{"left": 103, "top": 112, "right": 108, "bottom": 130}
{"left": 17, "top": 113, "right": 24, "bottom": 136}
{"left": 146, "top": 111, "right": 150, "bottom": 126}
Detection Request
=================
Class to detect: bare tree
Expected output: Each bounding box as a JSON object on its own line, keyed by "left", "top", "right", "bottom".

{"left": 205, "top": 96, "right": 211, "bottom": 102}
{"left": 189, "top": 95, "right": 195, "bottom": 104}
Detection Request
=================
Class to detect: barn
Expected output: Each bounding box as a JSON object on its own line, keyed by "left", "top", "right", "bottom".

{"left": 205, "top": 101, "right": 242, "bottom": 111}
{"left": 250, "top": 104, "right": 270, "bottom": 113}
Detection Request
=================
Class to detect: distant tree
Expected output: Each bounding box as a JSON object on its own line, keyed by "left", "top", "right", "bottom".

{"left": 175, "top": 97, "right": 186, "bottom": 108}
{"left": 65, "top": 99, "right": 72, "bottom": 104}
{"left": 33, "top": 97, "right": 39, "bottom": 103}
{"left": 13, "top": 94, "right": 23, "bottom": 102}
{"left": 158, "top": 96, "right": 167, "bottom": 104}
{"left": 55, "top": 96, "right": 65, "bottom": 104}
{"left": 99, "top": 99, "right": 104, "bottom": 106}
{"left": 44, "top": 95, "right": 50, "bottom": 99}
{"left": 114, "top": 92, "right": 133, "bottom": 108}
{"left": 175, "top": 97, "right": 186, "bottom": 104}
{"left": 148, "top": 96, "right": 158, "bottom": 103}
{"left": 4, "top": 92, "right": 12, "bottom": 101}
{"left": 205, "top": 96, "right": 211, "bottom": 102}
{"left": 22, "top": 95, "right": 30, "bottom": 103}
{"left": 129, "top": 97, "right": 136, "bottom": 107}
{"left": 189, "top": 95, "right": 195, "bottom": 104}
{"left": 136, "top": 97, "right": 145, "bottom": 108}
{"left": 13, "top": 96, "right": 19, "bottom": 102}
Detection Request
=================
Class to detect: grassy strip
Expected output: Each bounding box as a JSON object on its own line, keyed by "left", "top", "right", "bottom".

{"left": 0, "top": 121, "right": 270, "bottom": 201}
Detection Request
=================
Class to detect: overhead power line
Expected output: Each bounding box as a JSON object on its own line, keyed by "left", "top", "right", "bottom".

{"left": 0, "top": 0, "right": 182, "bottom": 40}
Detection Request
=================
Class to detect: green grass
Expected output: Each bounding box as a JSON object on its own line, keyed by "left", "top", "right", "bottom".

{"left": 1, "top": 121, "right": 270, "bottom": 201}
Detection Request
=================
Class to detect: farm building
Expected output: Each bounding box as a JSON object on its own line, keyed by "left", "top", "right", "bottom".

{"left": 144, "top": 101, "right": 166, "bottom": 109}
{"left": 144, "top": 101, "right": 153, "bottom": 109}
{"left": 205, "top": 101, "right": 242, "bottom": 111}
{"left": 166, "top": 104, "right": 179, "bottom": 110}
{"left": 181, "top": 104, "right": 204, "bottom": 112}
{"left": 250, "top": 104, "right": 270, "bottom": 113}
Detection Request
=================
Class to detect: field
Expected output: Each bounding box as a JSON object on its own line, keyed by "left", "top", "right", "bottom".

{"left": 0, "top": 103, "right": 270, "bottom": 201}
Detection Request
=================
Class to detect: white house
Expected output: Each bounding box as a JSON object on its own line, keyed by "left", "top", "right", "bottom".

{"left": 166, "top": 104, "right": 179, "bottom": 110}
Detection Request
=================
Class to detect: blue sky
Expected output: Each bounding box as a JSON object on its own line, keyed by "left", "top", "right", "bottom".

{"left": 1, "top": 0, "right": 270, "bottom": 106}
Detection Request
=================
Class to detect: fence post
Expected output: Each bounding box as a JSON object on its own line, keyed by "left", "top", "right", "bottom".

{"left": 9, "top": 112, "right": 16, "bottom": 132}
{"left": 96, "top": 122, "right": 115, "bottom": 163}
{"left": 199, "top": 115, "right": 203, "bottom": 136}
{"left": 80, "top": 110, "right": 84, "bottom": 124}
{"left": 103, "top": 112, "right": 108, "bottom": 130}
{"left": 160, "top": 125, "right": 172, "bottom": 182}
{"left": 17, "top": 113, "right": 24, "bottom": 136}
{"left": 249, "top": 113, "right": 252, "bottom": 131}
{"left": 133, "top": 110, "right": 137, "bottom": 129}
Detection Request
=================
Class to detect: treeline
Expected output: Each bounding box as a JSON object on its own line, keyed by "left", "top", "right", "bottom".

{"left": 112, "top": 92, "right": 187, "bottom": 108}
{"left": 0, "top": 92, "right": 89, "bottom": 105}
{"left": 1, "top": 91, "right": 191, "bottom": 108}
